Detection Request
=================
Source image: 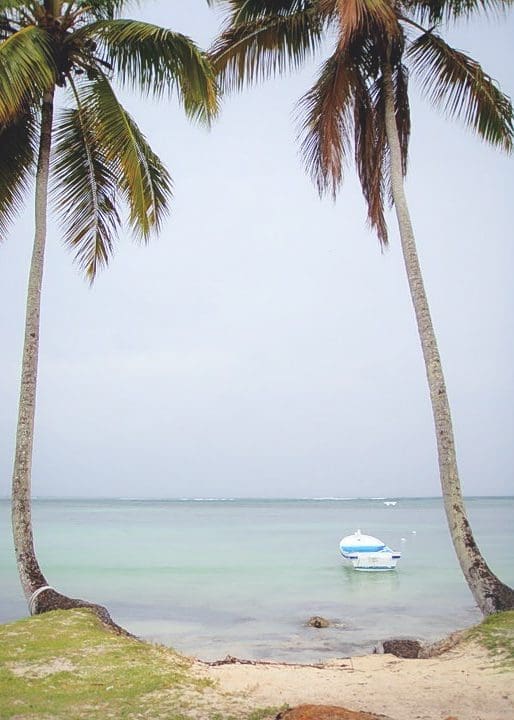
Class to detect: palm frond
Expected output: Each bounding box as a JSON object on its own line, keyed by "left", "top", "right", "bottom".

{"left": 77, "top": 73, "right": 172, "bottom": 244}
{"left": 406, "top": 0, "right": 513, "bottom": 25}
{"left": 360, "top": 60, "right": 412, "bottom": 245}
{"left": 0, "top": 12, "right": 17, "bottom": 42}
{"left": 393, "top": 62, "right": 410, "bottom": 174}
{"left": 75, "top": 0, "right": 134, "bottom": 21}
{"left": 408, "top": 31, "right": 513, "bottom": 151}
{"left": 208, "top": 1, "right": 316, "bottom": 22}
{"left": 371, "top": 73, "right": 395, "bottom": 207}
{"left": 297, "top": 47, "right": 356, "bottom": 198}
{"left": 336, "top": 0, "right": 400, "bottom": 47}
{"left": 0, "top": 1, "right": 26, "bottom": 12}
{"left": 367, "top": 63, "right": 411, "bottom": 226}
{"left": 353, "top": 69, "right": 389, "bottom": 244}
{"left": 52, "top": 90, "right": 121, "bottom": 280}
{"left": 0, "top": 25, "right": 55, "bottom": 125}
{"left": 210, "top": 8, "right": 324, "bottom": 92}
{"left": 0, "top": 110, "right": 36, "bottom": 239}
{"left": 77, "top": 20, "right": 218, "bottom": 124}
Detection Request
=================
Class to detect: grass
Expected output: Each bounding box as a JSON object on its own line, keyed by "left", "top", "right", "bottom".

{"left": 2, "top": 607, "right": 513, "bottom": 718}
{"left": 465, "top": 610, "right": 514, "bottom": 669}
{"left": 0, "top": 609, "right": 279, "bottom": 720}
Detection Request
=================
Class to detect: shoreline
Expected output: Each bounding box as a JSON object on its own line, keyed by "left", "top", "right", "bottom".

{"left": 121, "top": 608, "right": 483, "bottom": 665}
{"left": 1, "top": 609, "right": 512, "bottom": 720}
{"left": 197, "top": 640, "right": 512, "bottom": 720}
{"left": 2, "top": 495, "right": 512, "bottom": 664}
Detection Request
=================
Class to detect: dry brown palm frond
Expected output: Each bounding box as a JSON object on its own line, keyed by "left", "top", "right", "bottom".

{"left": 210, "top": 9, "right": 324, "bottom": 92}
{"left": 393, "top": 62, "right": 410, "bottom": 175}
{"left": 354, "top": 70, "right": 389, "bottom": 244}
{"left": 297, "top": 47, "right": 357, "bottom": 198}
{"left": 211, "top": 0, "right": 513, "bottom": 248}
{"left": 336, "top": 0, "right": 400, "bottom": 48}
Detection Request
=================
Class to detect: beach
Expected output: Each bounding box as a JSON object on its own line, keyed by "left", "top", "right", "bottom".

{"left": 200, "top": 641, "right": 512, "bottom": 720}
{"left": 1, "top": 608, "right": 512, "bottom": 719}
{"left": 2, "top": 496, "right": 514, "bottom": 718}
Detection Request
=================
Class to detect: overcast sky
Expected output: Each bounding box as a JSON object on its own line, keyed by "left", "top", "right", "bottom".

{"left": 0, "top": 2, "right": 513, "bottom": 499}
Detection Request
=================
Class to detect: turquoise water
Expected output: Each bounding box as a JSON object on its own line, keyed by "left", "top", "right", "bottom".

{"left": 1, "top": 497, "right": 513, "bottom": 661}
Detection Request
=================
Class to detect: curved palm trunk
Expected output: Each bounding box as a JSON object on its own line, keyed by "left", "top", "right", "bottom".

{"left": 382, "top": 64, "right": 514, "bottom": 615}
{"left": 11, "top": 89, "right": 123, "bottom": 629}
{"left": 11, "top": 89, "right": 55, "bottom": 607}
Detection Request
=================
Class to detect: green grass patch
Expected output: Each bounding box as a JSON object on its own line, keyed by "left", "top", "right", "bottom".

{"left": 465, "top": 610, "right": 514, "bottom": 669}
{"left": 0, "top": 609, "right": 278, "bottom": 720}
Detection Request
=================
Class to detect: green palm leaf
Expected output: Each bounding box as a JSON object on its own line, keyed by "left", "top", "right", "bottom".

{"left": 0, "top": 111, "right": 36, "bottom": 239}
{"left": 408, "top": 30, "right": 513, "bottom": 151}
{"left": 210, "top": 8, "right": 324, "bottom": 92}
{"left": 78, "top": 73, "right": 173, "bottom": 244}
{"left": 0, "top": 1, "right": 26, "bottom": 12}
{"left": 52, "top": 96, "right": 121, "bottom": 280}
{"left": 77, "top": 20, "right": 218, "bottom": 123}
{"left": 74, "top": 0, "right": 132, "bottom": 20}
{"left": 0, "top": 25, "right": 55, "bottom": 124}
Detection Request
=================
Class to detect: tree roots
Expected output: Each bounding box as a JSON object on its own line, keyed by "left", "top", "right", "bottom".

{"left": 32, "top": 588, "right": 132, "bottom": 637}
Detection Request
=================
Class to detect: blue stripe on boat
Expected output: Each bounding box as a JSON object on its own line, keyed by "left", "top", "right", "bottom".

{"left": 340, "top": 545, "right": 386, "bottom": 553}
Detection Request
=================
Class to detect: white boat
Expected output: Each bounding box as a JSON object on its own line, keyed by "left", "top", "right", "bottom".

{"left": 339, "top": 529, "right": 401, "bottom": 571}
{"left": 383, "top": 501, "right": 397, "bottom": 506}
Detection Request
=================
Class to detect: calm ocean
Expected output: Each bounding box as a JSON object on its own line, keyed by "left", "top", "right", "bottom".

{"left": 1, "top": 496, "right": 513, "bottom": 661}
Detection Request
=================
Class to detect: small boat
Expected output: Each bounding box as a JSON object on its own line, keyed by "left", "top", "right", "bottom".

{"left": 383, "top": 501, "right": 397, "bottom": 506}
{"left": 339, "top": 529, "right": 401, "bottom": 571}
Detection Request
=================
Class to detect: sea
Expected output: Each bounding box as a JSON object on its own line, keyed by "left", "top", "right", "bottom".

{"left": 1, "top": 496, "right": 513, "bottom": 662}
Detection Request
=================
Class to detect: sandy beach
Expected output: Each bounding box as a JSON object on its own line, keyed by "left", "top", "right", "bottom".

{"left": 199, "top": 640, "right": 513, "bottom": 720}
{"left": 1, "top": 609, "right": 513, "bottom": 719}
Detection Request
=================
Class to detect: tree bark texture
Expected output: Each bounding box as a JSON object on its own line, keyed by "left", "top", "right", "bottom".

{"left": 10, "top": 89, "right": 123, "bottom": 630}
{"left": 382, "top": 63, "right": 514, "bottom": 615}
{"left": 11, "top": 89, "right": 55, "bottom": 603}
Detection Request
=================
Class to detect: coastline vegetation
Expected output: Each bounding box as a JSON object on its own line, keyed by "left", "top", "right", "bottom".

{"left": 0, "top": 608, "right": 278, "bottom": 719}
{"left": 1, "top": 608, "right": 513, "bottom": 719}
{"left": 465, "top": 610, "right": 514, "bottom": 670}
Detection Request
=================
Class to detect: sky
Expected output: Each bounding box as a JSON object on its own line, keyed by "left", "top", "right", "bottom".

{"left": 0, "top": 2, "right": 513, "bottom": 499}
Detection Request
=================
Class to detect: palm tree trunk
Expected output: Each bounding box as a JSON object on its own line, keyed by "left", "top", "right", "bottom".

{"left": 382, "top": 62, "right": 514, "bottom": 615}
{"left": 11, "top": 89, "right": 55, "bottom": 607}
{"left": 10, "top": 89, "right": 124, "bottom": 630}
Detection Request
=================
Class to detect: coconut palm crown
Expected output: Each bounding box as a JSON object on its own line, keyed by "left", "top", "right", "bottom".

{"left": 3, "top": 0, "right": 217, "bottom": 620}
{"left": 210, "top": 0, "right": 512, "bottom": 243}
{"left": 1, "top": 0, "right": 217, "bottom": 277}
{"left": 209, "top": 0, "right": 514, "bottom": 615}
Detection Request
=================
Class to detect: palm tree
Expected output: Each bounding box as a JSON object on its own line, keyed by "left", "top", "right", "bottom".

{"left": 2, "top": 0, "right": 217, "bottom": 621}
{"left": 209, "top": 0, "right": 514, "bottom": 615}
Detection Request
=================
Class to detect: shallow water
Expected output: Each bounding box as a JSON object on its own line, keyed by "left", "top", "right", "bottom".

{"left": 1, "top": 496, "right": 513, "bottom": 661}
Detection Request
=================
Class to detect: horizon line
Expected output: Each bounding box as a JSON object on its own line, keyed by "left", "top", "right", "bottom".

{"left": 1, "top": 494, "right": 513, "bottom": 501}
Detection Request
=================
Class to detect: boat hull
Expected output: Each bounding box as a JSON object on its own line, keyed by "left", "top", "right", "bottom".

{"left": 342, "top": 550, "right": 400, "bottom": 571}
{"left": 339, "top": 530, "right": 401, "bottom": 571}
